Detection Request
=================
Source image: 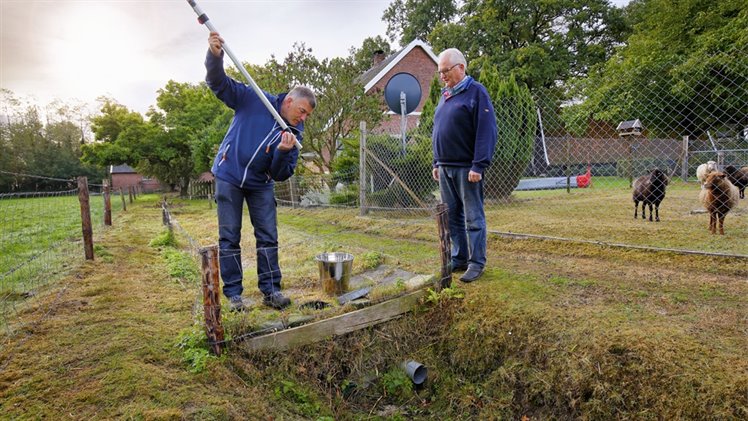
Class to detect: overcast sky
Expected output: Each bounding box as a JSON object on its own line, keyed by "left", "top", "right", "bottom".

{"left": 1, "top": 0, "right": 392, "bottom": 114}
{"left": 1, "top": 0, "right": 630, "bottom": 115}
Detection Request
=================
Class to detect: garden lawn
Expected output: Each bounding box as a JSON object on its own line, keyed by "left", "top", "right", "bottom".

{"left": 1, "top": 196, "right": 746, "bottom": 419}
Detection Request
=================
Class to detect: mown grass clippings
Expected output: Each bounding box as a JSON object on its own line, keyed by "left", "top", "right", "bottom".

{"left": 1, "top": 195, "right": 291, "bottom": 419}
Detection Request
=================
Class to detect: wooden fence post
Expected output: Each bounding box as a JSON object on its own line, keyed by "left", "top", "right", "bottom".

{"left": 161, "top": 197, "right": 172, "bottom": 233}
{"left": 77, "top": 176, "right": 94, "bottom": 260}
{"left": 128, "top": 186, "right": 134, "bottom": 204}
{"left": 103, "top": 180, "right": 112, "bottom": 226}
{"left": 200, "top": 245, "right": 224, "bottom": 356}
{"left": 436, "top": 203, "right": 451, "bottom": 290}
{"left": 120, "top": 187, "right": 127, "bottom": 211}
{"left": 681, "top": 135, "right": 689, "bottom": 182}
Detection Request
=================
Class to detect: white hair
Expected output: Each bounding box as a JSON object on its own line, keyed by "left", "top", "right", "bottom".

{"left": 438, "top": 48, "right": 467, "bottom": 69}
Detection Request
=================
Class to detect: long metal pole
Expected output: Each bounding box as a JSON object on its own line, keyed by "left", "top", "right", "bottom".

{"left": 186, "top": 0, "right": 302, "bottom": 150}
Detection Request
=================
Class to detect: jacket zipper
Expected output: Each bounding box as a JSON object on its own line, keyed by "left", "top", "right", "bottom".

{"left": 218, "top": 143, "right": 230, "bottom": 166}
{"left": 240, "top": 123, "right": 281, "bottom": 187}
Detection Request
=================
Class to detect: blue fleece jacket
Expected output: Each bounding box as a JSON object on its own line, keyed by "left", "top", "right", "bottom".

{"left": 206, "top": 50, "right": 302, "bottom": 189}
{"left": 432, "top": 77, "right": 497, "bottom": 174}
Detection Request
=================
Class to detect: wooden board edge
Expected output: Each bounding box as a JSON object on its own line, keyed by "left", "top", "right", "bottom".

{"left": 243, "top": 289, "right": 428, "bottom": 351}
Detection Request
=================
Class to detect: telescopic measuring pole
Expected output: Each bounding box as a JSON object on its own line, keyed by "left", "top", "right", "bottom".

{"left": 186, "top": 0, "right": 302, "bottom": 150}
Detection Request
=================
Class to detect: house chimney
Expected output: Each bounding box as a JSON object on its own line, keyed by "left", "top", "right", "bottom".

{"left": 372, "top": 50, "right": 386, "bottom": 66}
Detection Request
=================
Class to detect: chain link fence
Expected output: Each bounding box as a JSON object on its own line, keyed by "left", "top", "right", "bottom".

{"left": 276, "top": 44, "right": 747, "bottom": 255}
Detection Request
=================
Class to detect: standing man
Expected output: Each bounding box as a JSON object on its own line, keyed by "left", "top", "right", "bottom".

{"left": 205, "top": 32, "right": 316, "bottom": 311}
{"left": 431, "top": 48, "right": 497, "bottom": 283}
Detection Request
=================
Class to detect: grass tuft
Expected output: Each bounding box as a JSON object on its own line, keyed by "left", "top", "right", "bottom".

{"left": 149, "top": 229, "right": 177, "bottom": 248}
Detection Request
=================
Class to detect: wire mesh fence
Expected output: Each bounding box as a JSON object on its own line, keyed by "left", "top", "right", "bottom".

{"left": 0, "top": 172, "right": 122, "bottom": 334}
{"left": 274, "top": 43, "right": 747, "bottom": 255}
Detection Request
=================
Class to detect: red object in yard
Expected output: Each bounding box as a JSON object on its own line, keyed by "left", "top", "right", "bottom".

{"left": 576, "top": 166, "right": 592, "bottom": 188}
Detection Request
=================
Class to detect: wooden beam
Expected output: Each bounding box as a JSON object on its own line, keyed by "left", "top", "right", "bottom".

{"left": 77, "top": 176, "right": 94, "bottom": 260}
{"left": 436, "top": 203, "right": 452, "bottom": 290}
{"left": 200, "top": 245, "right": 224, "bottom": 356}
{"left": 365, "top": 147, "right": 427, "bottom": 208}
{"left": 242, "top": 289, "right": 427, "bottom": 351}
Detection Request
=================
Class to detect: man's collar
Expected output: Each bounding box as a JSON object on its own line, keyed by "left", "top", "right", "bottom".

{"left": 442, "top": 75, "right": 472, "bottom": 99}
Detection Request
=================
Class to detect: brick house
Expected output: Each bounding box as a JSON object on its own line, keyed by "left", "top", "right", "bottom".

{"left": 109, "top": 165, "right": 162, "bottom": 193}
{"left": 358, "top": 39, "right": 439, "bottom": 133}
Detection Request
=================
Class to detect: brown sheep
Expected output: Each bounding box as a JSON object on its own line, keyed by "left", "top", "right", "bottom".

{"left": 699, "top": 172, "right": 739, "bottom": 235}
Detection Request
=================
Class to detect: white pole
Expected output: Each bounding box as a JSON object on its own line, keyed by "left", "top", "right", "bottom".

{"left": 186, "top": 0, "right": 302, "bottom": 150}
{"left": 400, "top": 92, "right": 407, "bottom": 154}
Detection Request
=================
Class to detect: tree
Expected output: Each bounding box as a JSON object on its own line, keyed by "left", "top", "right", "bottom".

{"left": 419, "top": 73, "right": 443, "bottom": 125}
{"left": 151, "top": 80, "right": 228, "bottom": 174}
{"left": 566, "top": 0, "right": 748, "bottom": 138}
{"left": 90, "top": 97, "right": 144, "bottom": 143}
{"left": 1, "top": 90, "right": 103, "bottom": 192}
{"left": 350, "top": 36, "right": 394, "bottom": 74}
{"left": 423, "top": 0, "right": 629, "bottom": 90}
{"left": 482, "top": 68, "right": 537, "bottom": 199}
{"left": 383, "top": 0, "right": 458, "bottom": 46}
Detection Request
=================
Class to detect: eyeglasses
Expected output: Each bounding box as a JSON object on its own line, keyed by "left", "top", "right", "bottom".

{"left": 437, "top": 64, "right": 460, "bottom": 76}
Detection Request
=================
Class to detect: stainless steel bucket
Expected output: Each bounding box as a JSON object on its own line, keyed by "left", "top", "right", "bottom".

{"left": 315, "top": 252, "right": 354, "bottom": 296}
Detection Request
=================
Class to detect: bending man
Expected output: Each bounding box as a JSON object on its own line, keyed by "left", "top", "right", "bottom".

{"left": 205, "top": 31, "right": 316, "bottom": 310}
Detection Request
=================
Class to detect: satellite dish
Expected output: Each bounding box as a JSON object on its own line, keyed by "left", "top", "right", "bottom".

{"left": 384, "top": 73, "right": 422, "bottom": 115}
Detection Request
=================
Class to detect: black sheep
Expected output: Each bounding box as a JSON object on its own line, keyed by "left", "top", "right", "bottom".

{"left": 723, "top": 165, "right": 748, "bottom": 199}
{"left": 632, "top": 168, "right": 669, "bottom": 222}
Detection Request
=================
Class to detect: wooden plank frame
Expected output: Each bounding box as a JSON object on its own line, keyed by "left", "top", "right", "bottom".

{"left": 241, "top": 289, "right": 428, "bottom": 352}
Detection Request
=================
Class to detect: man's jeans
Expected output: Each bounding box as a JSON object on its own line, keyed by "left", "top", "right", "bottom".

{"left": 215, "top": 178, "right": 281, "bottom": 298}
{"left": 438, "top": 166, "right": 487, "bottom": 269}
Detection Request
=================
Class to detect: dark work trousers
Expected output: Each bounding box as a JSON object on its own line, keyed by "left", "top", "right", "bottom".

{"left": 215, "top": 178, "right": 281, "bottom": 298}
{"left": 438, "top": 166, "right": 487, "bottom": 270}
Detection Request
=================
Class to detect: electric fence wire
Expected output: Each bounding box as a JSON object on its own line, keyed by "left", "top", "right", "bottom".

{"left": 1, "top": 171, "right": 119, "bottom": 337}
{"left": 161, "top": 199, "right": 442, "bottom": 349}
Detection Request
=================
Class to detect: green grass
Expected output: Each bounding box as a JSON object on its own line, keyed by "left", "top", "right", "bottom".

{"left": 0, "top": 195, "right": 82, "bottom": 272}
{"left": 1, "top": 194, "right": 746, "bottom": 419}
{"left": 487, "top": 177, "right": 748, "bottom": 255}
{"left": 1, "top": 193, "right": 122, "bottom": 293}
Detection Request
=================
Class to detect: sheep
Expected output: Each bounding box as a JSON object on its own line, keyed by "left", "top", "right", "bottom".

{"left": 699, "top": 171, "right": 739, "bottom": 235}
{"left": 632, "top": 168, "right": 669, "bottom": 222}
{"left": 696, "top": 160, "right": 717, "bottom": 187}
{"left": 723, "top": 165, "right": 748, "bottom": 199}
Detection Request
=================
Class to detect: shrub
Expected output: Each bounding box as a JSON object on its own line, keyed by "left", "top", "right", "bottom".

{"left": 481, "top": 69, "right": 537, "bottom": 199}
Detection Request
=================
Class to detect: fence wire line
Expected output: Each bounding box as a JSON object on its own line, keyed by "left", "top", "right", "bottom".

{"left": 167, "top": 202, "right": 437, "bottom": 294}
{"left": 1, "top": 172, "right": 120, "bottom": 336}
{"left": 162, "top": 200, "right": 443, "bottom": 347}
{"left": 0, "top": 169, "right": 77, "bottom": 184}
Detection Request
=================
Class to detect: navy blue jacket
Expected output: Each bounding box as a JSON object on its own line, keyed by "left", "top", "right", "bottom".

{"left": 206, "top": 50, "right": 302, "bottom": 188}
{"left": 432, "top": 78, "right": 497, "bottom": 174}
